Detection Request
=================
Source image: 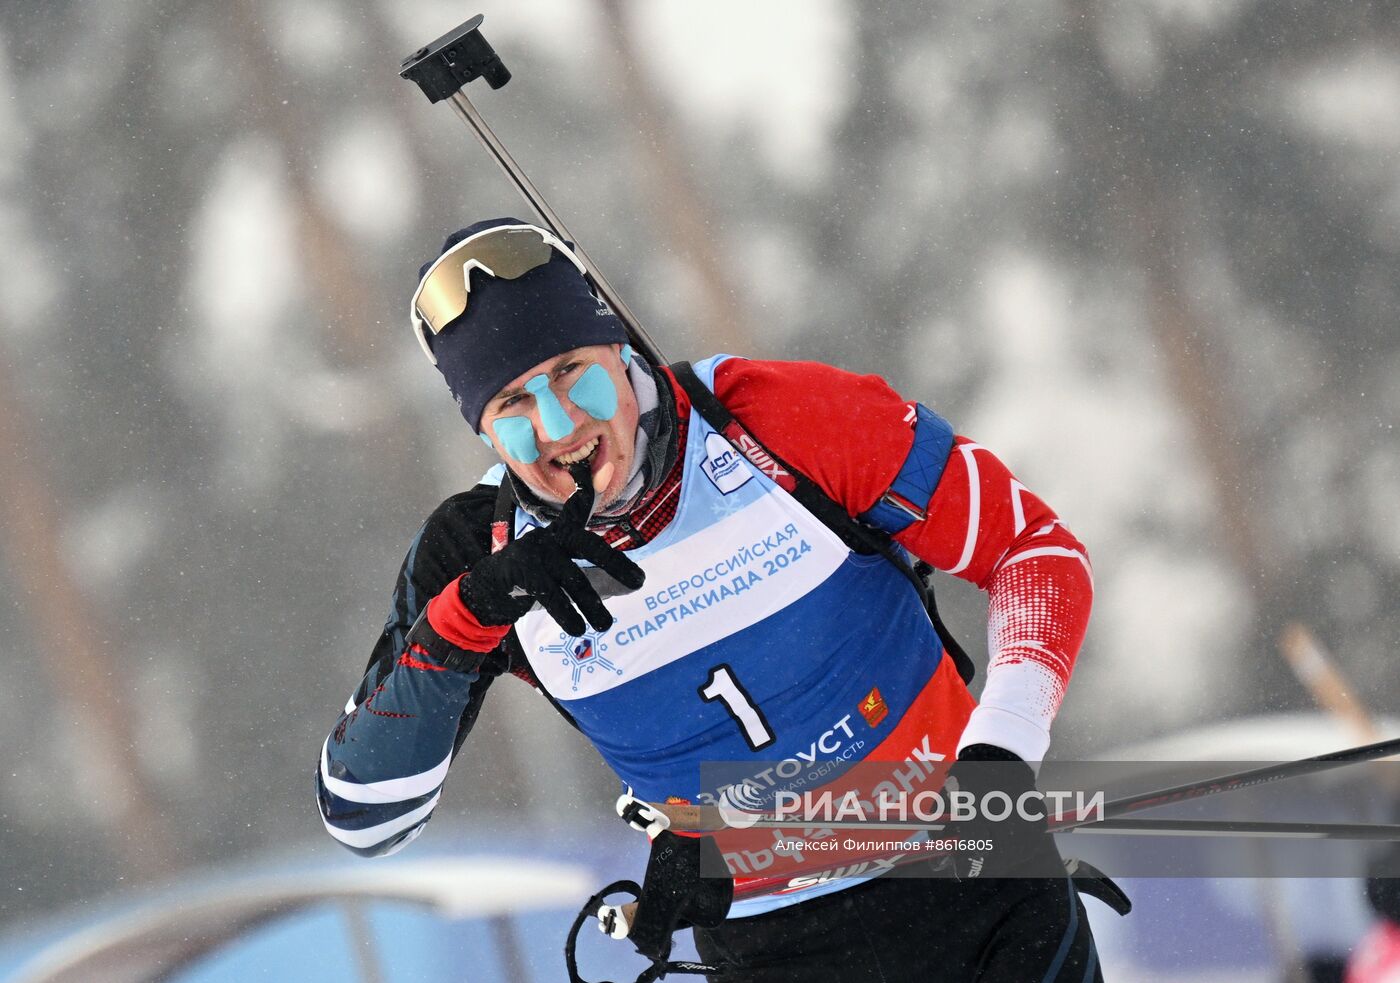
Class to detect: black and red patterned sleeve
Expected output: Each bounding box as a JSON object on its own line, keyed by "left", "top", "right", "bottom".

{"left": 315, "top": 482, "right": 510, "bottom": 857}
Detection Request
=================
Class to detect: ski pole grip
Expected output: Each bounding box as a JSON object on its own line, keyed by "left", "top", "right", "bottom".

{"left": 400, "top": 14, "right": 511, "bottom": 102}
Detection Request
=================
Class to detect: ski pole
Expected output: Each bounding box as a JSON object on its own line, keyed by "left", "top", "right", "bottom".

{"left": 650, "top": 735, "right": 1400, "bottom": 836}
{"left": 643, "top": 809, "right": 1400, "bottom": 840}
{"left": 1074, "top": 819, "right": 1400, "bottom": 840}
{"left": 584, "top": 742, "right": 1400, "bottom": 961}
{"left": 657, "top": 735, "right": 1400, "bottom": 902}
{"left": 591, "top": 817, "right": 1400, "bottom": 931}
{"left": 1055, "top": 734, "right": 1400, "bottom": 831}
{"left": 718, "top": 818, "right": 1400, "bottom": 904}
{"left": 399, "top": 15, "right": 667, "bottom": 367}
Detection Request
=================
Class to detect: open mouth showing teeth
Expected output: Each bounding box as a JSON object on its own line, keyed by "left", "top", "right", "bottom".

{"left": 553, "top": 437, "right": 600, "bottom": 468}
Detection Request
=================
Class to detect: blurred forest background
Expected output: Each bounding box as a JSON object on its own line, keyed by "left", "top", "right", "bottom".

{"left": 1, "top": 0, "right": 1398, "bottom": 933}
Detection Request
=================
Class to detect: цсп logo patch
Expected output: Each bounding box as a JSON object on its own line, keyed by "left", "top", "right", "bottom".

{"left": 701, "top": 431, "right": 752, "bottom": 494}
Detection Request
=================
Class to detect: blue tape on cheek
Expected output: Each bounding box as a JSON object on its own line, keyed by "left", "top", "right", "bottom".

{"left": 620, "top": 344, "right": 633, "bottom": 366}
{"left": 479, "top": 432, "right": 494, "bottom": 449}
{"left": 524, "top": 374, "right": 576, "bottom": 441}
{"left": 491, "top": 415, "right": 540, "bottom": 464}
{"left": 567, "top": 363, "right": 619, "bottom": 421}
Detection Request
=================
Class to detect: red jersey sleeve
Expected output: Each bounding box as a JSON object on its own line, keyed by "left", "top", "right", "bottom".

{"left": 712, "top": 357, "right": 1092, "bottom": 761}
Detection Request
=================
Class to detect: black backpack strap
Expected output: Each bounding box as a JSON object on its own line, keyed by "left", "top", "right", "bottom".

{"left": 669, "top": 360, "right": 975, "bottom": 685}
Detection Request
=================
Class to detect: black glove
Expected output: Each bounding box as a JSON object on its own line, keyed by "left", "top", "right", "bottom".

{"left": 461, "top": 464, "right": 646, "bottom": 636}
{"left": 942, "top": 743, "right": 1063, "bottom": 878}
{"left": 624, "top": 830, "right": 733, "bottom": 961}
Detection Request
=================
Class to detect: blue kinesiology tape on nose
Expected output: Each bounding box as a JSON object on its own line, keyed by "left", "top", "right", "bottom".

{"left": 567, "top": 363, "right": 619, "bottom": 421}
{"left": 524, "top": 374, "right": 576, "bottom": 442}
{"left": 491, "top": 415, "right": 540, "bottom": 464}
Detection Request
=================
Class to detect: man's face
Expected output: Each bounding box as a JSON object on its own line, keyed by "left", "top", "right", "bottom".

{"left": 479, "top": 343, "right": 639, "bottom": 507}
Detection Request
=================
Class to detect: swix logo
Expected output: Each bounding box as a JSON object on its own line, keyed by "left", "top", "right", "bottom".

{"left": 723, "top": 423, "right": 795, "bottom": 491}
{"left": 780, "top": 854, "right": 909, "bottom": 891}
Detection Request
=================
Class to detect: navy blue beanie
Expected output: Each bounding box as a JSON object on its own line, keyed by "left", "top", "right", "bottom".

{"left": 418, "top": 218, "right": 628, "bottom": 429}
